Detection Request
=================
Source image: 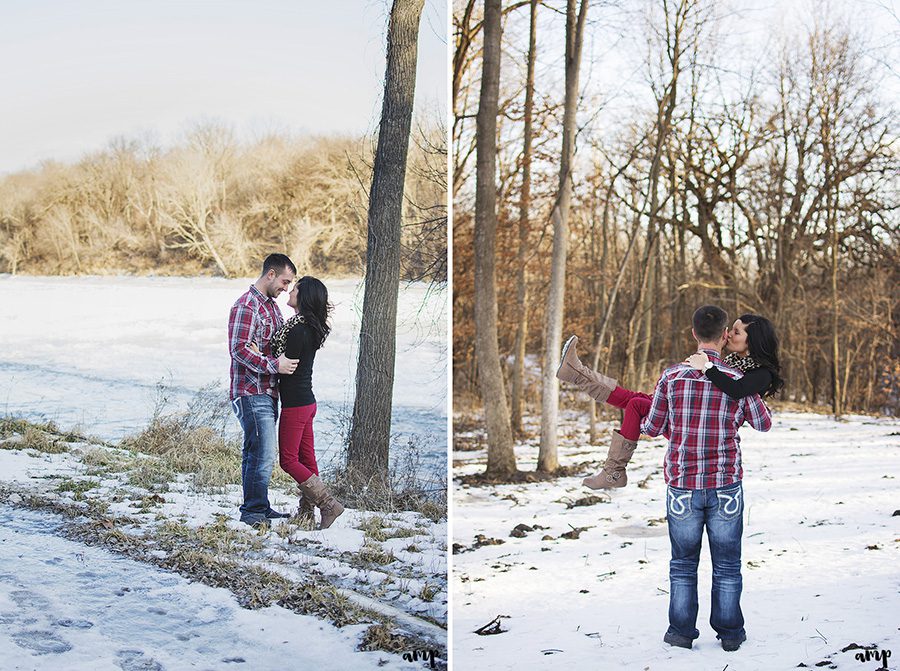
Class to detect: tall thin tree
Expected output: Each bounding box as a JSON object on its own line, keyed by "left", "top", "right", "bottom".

{"left": 538, "top": 0, "right": 589, "bottom": 473}
{"left": 511, "top": 0, "right": 538, "bottom": 435}
{"left": 348, "top": 0, "right": 425, "bottom": 483}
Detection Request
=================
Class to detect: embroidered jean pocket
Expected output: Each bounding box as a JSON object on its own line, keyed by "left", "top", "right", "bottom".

{"left": 667, "top": 486, "right": 693, "bottom": 520}
{"left": 715, "top": 484, "right": 743, "bottom": 521}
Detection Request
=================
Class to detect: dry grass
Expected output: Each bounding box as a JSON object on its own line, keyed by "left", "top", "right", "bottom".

{"left": 81, "top": 447, "right": 129, "bottom": 470}
{"left": 358, "top": 622, "right": 416, "bottom": 654}
{"left": 328, "top": 446, "right": 446, "bottom": 523}
{"left": 419, "top": 583, "right": 439, "bottom": 602}
{"left": 20, "top": 426, "right": 68, "bottom": 454}
{"left": 357, "top": 540, "right": 397, "bottom": 566}
{"left": 120, "top": 385, "right": 242, "bottom": 492}
{"left": 56, "top": 478, "right": 100, "bottom": 497}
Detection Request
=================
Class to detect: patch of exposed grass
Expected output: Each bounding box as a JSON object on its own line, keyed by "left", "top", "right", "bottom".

{"left": 21, "top": 426, "right": 68, "bottom": 454}
{"left": 134, "top": 493, "right": 166, "bottom": 512}
{"left": 0, "top": 417, "right": 100, "bottom": 445}
{"left": 56, "top": 478, "right": 100, "bottom": 495}
{"left": 419, "top": 583, "right": 438, "bottom": 602}
{"left": 127, "top": 459, "right": 176, "bottom": 493}
{"left": 0, "top": 417, "right": 31, "bottom": 439}
{"left": 155, "top": 517, "right": 264, "bottom": 555}
{"left": 358, "top": 622, "right": 419, "bottom": 654}
{"left": 358, "top": 515, "right": 390, "bottom": 542}
{"left": 404, "top": 544, "right": 421, "bottom": 553}
{"left": 156, "top": 519, "right": 193, "bottom": 540}
{"left": 81, "top": 447, "right": 129, "bottom": 472}
{"left": 357, "top": 540, "right": 397, "bottom": 566}
{"left": 85, "top": 498, "right": 111, "bottom": 516}
{"left": 122, "top": 418, "right": 241, "bottom": 491}
{"left": 119, "top": 385, "right": 243, "bottom": 492}
{"left": 358, "top": 515, "right": 425, "bottom": 544}
{"left": 384, "top": 526, "right": 422, "bottom": 540}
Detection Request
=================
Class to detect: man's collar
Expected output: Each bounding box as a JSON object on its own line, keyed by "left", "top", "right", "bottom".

{"left": 249, "top": 284, "right": 273, "bottom": 302}
{"left": 699, "top": 347, "right": 723, "bottom": 362}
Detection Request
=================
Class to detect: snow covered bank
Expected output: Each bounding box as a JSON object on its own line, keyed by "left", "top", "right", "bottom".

{"left": 0, "top": 421, "right": 447, "bottom": 669}
{"left": 453, "top": 411, "right": 899, "bottom": 670}
{"left": 0, "top": 505, "right": 426, "bottom": 671}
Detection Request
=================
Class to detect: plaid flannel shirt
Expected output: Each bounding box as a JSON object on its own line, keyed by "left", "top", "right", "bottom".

{"left": 640, "top": 349, "right": 772, "bottom": 490}
{"left": 228, "top": 285, "right": 284, "bottom": 400}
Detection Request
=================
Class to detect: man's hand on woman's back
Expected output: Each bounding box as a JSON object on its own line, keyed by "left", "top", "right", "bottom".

{"left": 277, "top": 354, "right": 299, "bottom": 375}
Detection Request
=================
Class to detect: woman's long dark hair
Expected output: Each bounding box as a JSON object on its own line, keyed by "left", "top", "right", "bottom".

{"left": 296, "top": 276, "right": 332, "bottom": 349}
{"left": 739, "top": 313, "right": 785, "bottom": 398}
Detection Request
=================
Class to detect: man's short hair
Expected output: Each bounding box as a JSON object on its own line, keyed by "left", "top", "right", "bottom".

{"left": 692, "top": 305, "right": 728, "bottom": 341}
{"left": 262, "top": 253, "right": 297, "bottom": 277}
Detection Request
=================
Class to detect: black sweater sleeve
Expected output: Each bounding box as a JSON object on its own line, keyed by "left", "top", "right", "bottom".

{"left": 705, "top": 366, "right": 771, "bottom": 399}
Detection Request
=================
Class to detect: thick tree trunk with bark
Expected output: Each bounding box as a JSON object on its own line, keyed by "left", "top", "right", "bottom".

{"left": 348, "top": 0, "right": 424, "bottom": 483}
{"left": 475, "top": 0, "right": 518, "bottom": 477}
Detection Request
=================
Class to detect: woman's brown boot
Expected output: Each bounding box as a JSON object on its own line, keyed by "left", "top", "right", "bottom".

{"left": 295, "top": 490, "right": 315, "bottom": 523}
{"left": 583, "top": 431, "right": 638, "bottom": 489}
{"left": 298, "top": 475, "right": 345, "bottom": 529}
{"left": 556, "top": 335, "right": 617, "bottom": 403}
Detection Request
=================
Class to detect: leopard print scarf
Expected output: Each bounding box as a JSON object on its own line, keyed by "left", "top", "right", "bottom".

{"left": 271, "top": 314, "right": 306, "bottom": 357}
{"left": 723, "top": 352, "right": 760, "bottom": 372}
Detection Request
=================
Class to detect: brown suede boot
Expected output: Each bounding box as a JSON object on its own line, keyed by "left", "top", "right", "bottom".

{"left": 295, "top": 490, "right": 315, "bottom": 523}
{"left": 556, "top": 335, "right": 617, "bottom": 403}
{"left": 298, "top": 475, "right": 345, "bottom": 529}
{"left": 583, "top": 430, "right": 638, "bottom": 489}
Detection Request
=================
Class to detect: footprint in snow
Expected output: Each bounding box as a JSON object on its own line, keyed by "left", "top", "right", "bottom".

{"left": 11, "top": 629, "right": 72, "bottom": 655}
{"left": 9, "top": 589, "right": 51, "bottom": 611}
{"left": 54, "top": 618, "right": 94, "bottom": 629}
{"left": 116, "top": 649, "right": 165, "bottom": 671}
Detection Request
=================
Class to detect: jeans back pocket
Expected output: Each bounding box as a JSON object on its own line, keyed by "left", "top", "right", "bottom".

{"left": 667, "top": 486, "right": 693, "bottom": 520}
{"left": 715, "top": 483, "right": 743, "bottom": 521}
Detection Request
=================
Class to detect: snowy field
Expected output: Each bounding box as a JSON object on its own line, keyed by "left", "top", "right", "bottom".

{"left": 0, "top": 426, "right": 447, "bottom": 669}
{"left": 453, "top": 410, "right": 899, "bottom": 670}
{"left": 0, "top": 275, "right": 447, "bottom": 476}
{"left": 0, "top": 504, "right": 423, "bottom": 671}
{"left": 0, "top": 274, "right": 448, "bottom": 670}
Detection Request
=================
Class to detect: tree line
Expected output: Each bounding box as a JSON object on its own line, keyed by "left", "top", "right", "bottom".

{"left": 0, "top": 121, "right": 446, "bottom": 282}
{"left": 454, "top": 0, "right": 899, "bottom": 476}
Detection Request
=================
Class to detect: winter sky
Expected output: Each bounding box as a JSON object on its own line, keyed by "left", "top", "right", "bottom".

{"left": 0, "top": 0, "right": 448, "bottom": 175}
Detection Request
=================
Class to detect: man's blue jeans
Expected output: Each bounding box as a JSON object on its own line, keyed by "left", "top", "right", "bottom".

{"left": 666, "top": 481, "right": 746, "bottom": 644}
{"left": 232, "top": 394, "right": 278, "bottom": 524}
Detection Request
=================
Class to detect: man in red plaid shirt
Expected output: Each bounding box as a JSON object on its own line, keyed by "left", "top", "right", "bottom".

{"left": 641, "top": 305, "right": 771, "bottom": 653}
{"left": 229, "top": 253, "right": 299, "bottom": 527}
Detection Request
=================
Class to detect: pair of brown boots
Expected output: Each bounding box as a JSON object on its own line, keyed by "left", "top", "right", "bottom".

{"left": 296, "top": 475, "right": 345, "bottom": 529}
{"left": 555, "top": 335, "right": 639, "bottom": 489}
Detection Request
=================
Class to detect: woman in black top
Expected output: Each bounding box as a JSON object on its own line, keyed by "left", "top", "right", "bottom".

{"left": 685, "top": 315, "right": 784, "bottom": 399}
{"left": 558, "top": 312, "right": 784, "bottom": 489}
{"left": 273, "top": 276, "right": 344, "bottom": 530}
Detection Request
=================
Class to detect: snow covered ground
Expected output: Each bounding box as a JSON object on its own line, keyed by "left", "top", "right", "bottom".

{"left": 453, "top": 410, "right": 900, "bottom": 670}
{"left": 0, "top": 504, "right": 422, "bottom": 671}
{"left": 0, "top": 275, "right": 447, "bottom": 476}
{"left": 0, "top": 272, "right": 448, "bottom": 670}
{"left": 0, "top": 424, "right": 447, "bottom": 669}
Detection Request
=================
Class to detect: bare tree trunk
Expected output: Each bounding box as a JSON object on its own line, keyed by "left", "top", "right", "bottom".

{"left": 348, "top": 0, "right": 424, "bottom": 483}
{"left": 475, "top": 0, "right": 517, "bottom": 477}
{"left": 511, "top": 0, "right": 538, "bottom": 436}
{"left": 538, "top": 0, "right": 588, "bottom": 473}
{"left": 830, "top": 191, "right": 841, "bottom": 418}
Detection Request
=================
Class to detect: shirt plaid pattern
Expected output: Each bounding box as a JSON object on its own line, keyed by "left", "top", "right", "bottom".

{"left": 228, "top": 285, "right": 284, "bottom": 400}
{"left": 640, "top": 349, "right": 772, "bottom": 490}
